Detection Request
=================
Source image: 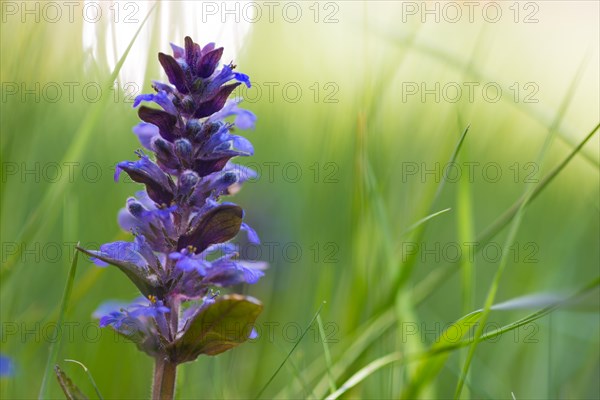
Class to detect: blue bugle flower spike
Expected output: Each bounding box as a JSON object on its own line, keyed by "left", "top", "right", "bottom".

{"left": 77, "top": 37, "right": 265, "bottom": 400}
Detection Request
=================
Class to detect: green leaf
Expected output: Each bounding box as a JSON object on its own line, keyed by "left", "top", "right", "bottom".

{"left": 54, "top": 365, "right": 89, "bottom": 400}
{"left": 168, "top": 294, "right": 262, "bottom": 363}
{"left": 76, "top": 246, "right": 162, "bottom": 298}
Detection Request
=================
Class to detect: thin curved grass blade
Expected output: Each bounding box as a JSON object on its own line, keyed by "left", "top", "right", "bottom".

{"left": 39, "top": 246, "right": 80, "bottom": 399}
{"left": 254, "top": 302, "right": 325, "bottom": 399}
{"left": 64, "top": 359, "right": 104, "bottom": 400}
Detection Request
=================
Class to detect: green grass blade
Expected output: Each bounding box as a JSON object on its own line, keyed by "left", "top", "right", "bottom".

{"left": 64, "top": 359, "right": 104, "bottom": 400}
{"left": 454, "top": 233, "right": 521, "bottom": 399}
{"left": 281, "top": 348, "right": 317, "bottom": 400}
{"left": 324, "top": 352, "right": 403, "bottom": 400}
{"left": 428, "top": 276, "right": 599, "bottom": 357}
{"left": 457, "top": 169, "right": 475, "bottom": 313}
{"left": 254, "top": 302, "right": 325, "bottom": 399}
{"left": 308, "top": 309, "right": 397, "bottom": 399}
{"left": 477, "top": 122, "right": 599, "bottom": 245}
{"left": 431, "top": 124, "right": 471, "bottom": 204}
{"left": 402, "top": 311, "right": 483, "bottom": 399}
{"left": 38, "top": 244, "right": 80, "bottom": 399}
{"left": 7, "top": 231, "right": 128, "bottom": 359}
{"left": 324, "top": 277, "right": 597, "bottom": 400}
{"left": 403, "top": 286, "right": 583, "bottom": 398}
{"left": 390, "top": 124, "right": 470, "bottom": 297}
{"left": 402, "top": 208, "right": 452, "bottom": 235}
{"left": 316, "top": 314, "right": 337, "bottom": 395}
{"left": 454, "top": 63, "right": 591, "bottom": 397}
{"left": 328, "top": 126, "right": 470, "bottom": 398}
{"left": 413, "top": 122, "right": 600, "bottom": 307}
{"left": 363, "top": 141, "right": 396, "bottom": 272}
{"left": 456, "top": 134, "right": 476, "bottom": 398}
{"left": 306, "top": 118, "right": 598, "bottom": 400}
{"left": 1, "top": 4, "right": 157, "bottom": 280}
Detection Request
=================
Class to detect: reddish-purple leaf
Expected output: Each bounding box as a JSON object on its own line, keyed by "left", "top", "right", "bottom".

{"left": 197, "top": 47, "right": 224, "bottom": 78}
{"left": 178, "top": 204, "right": 243, "bottom": 253}
{"left": 138, "top": 106, "right": 178, "bottom": 142}
{"left": 168, "top": 295, "right": 263, "bottom": 362}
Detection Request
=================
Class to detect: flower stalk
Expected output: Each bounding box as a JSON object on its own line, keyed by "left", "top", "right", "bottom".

{"left": 79, "top": 37, "right": 266, "bottom": 399}
{"left": 153, "top": 357, "right": 178, "bottom": 400}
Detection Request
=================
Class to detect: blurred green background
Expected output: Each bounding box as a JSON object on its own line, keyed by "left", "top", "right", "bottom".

{"left": 1, "top": 1, "right": 599, "bottom": 399}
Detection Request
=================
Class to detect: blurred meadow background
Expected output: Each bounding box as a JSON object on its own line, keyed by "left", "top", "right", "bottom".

{"left": 1, "top": 1, "right": 599, "bottom": 399}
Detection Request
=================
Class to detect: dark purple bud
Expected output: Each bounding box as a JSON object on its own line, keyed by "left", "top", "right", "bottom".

{"left": 174, "top": 138, "right": 193, "bottom": 164}
{"left": 116, "top": 156, "right": 175, "bottom": 205}
{"left": 158, "top": 52, "right": 189, "bottom": 94}
{"left": 191, "top": 78, "right": 207, "bottom": 93}
{"left": 178, "top": 170, "right": 200, "bottom": 200}
{"left": 175, "top": 95, "right": 197, "bottom": 116}
{"left": 221, "top": 171, "right": 238, "bottom": 186}
{"left": 185, "top": 119, "right": 202, "bottom": 140}
{"left": 184, "top": 36, "right": 201, "bottom": 72}
{"left": 192, "top": 170, "right": 238, "bottom": 200}
{"left": 153, "top": 137, "right": 180, "bottom": 171}
{"left": 193, "top": 121, "right": 222, "bottom": 144}
{"left": 197, "top": 47, "right": 224, "bottom": 78}
{"left": 127, "top": 198, "right": 145, "bottom": 218}
{"left": 184, "top": 37, "right": 195, "bottom": 62}
{"left": 194, "top": 83, "right": 241, "bottom": 118}
{"left": 207, "top": 171, "right": 238, "bottom": 196}
{"left": 178, "top": 204, "right": 243, "bottom": 253}
{"left": 138, "top": 106, "right": 178, "bottom": 142}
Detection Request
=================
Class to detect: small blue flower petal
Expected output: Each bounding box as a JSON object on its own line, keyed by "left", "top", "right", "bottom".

{"left": 169, "top": 249, "right": 208, "bottom": 274}
{"left": 208, "top": 99, "right": 256, "bottom": 130}
{"left": 133, "top": 91, "right": 177, "bottom": 115}
{"left": 133, "top": 93, "right": 155, "bottom": 108}
{"left": 92, "top": 241, "right": 148, "bottom": 269}
{"left": 241, "top": 222, "right": 260, "bottom": 244}
{"left": 0, "top": 355, "right": 15, "bottom": 377}
{"left": 170, "top": 43, "right": 185, "bottom": 58}
{"left": 234, "top": 72, "right": 251, "bottom": 88}
{"left": 205, "top": 259, "right": 266, "bottom": 286}
{"left": 132, "top": 122, "right": 160, "bottom": 150}
{"left": 92, "top": 300, "right": 129, "bottom": 319}
{"left": 249, "top": 328, "right": 258, "bottom": 339}
{"left": 115, "top": 154, "right": 175, "bottom": 205}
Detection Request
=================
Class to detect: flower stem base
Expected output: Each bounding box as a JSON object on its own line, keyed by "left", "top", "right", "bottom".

{"left": 153, "top": 357, "right": 177, "bottom": 400}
